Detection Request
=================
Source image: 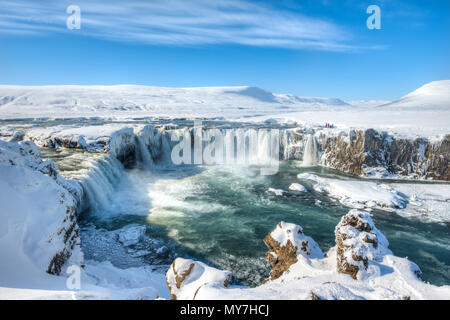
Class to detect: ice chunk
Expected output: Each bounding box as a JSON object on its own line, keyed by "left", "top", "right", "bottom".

{"left": 117, "top": 224, "right": 147, "bottom": 247}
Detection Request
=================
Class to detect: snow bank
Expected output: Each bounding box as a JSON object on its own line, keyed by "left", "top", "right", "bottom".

{"left": 166, "top": 258, "right": 232, "bottom": 300}
{"left": 0, "top": 139, "right": 83, "bottom": 283}
{"left": 298, "top": 173, "right": 407, "bottom": 210}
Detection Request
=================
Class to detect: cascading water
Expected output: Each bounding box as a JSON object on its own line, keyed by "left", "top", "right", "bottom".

{"left": 301, "top": 134, "right": 319, "bottom": 166}
{"left": 78, "top": 155, "right": 124, "bottom": 212}
{"left": 135, "top": 136, "right": 154, "bottom": 169}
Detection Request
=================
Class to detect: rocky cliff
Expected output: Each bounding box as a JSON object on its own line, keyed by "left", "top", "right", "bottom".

{"left": 320, "top": 129, "right": 449, "bottom": 180}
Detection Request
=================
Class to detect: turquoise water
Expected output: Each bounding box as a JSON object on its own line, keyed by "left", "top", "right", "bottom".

{"left": 79, "top": 162, "right": 450, "bottom": 287}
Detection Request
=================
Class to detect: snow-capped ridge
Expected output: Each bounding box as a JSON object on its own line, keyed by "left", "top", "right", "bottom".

{"left": 380, "top": 80, "right": 450, "bottom": 109}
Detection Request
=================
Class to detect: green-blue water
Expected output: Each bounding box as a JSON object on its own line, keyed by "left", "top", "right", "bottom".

{"left": 79, "top": 162, "right": 450, "bottom": 287}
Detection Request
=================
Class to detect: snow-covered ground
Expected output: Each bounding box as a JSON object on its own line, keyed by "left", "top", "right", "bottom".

{"left": 0, "top": 80, "right": 449, "bottom": 139}
{"left": 297, "top": 173, "right": 450, "bottom": 223}
{"left": 298, "top": 173, "right": 407, "bottom": 211}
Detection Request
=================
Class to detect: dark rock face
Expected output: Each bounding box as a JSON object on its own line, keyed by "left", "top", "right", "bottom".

{"left": 47, "top": 206, "right": 80, "bottom": 275}
{"left": 320, "top": 130, "right": 449, "bottom": 181}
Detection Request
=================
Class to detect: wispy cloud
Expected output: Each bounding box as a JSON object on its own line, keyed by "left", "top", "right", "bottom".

{"left": 0, "top": 0, "right": 371, "bottom": 51}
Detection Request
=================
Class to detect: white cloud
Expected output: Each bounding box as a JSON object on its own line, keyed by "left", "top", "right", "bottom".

{"left": 0, "top": 0, "right": 370, "bottom": 51}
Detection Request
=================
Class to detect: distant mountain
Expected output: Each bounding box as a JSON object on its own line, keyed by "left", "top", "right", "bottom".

{"left": 380, "top": 80, "right": 450, "bottom": 110}
{"left": 0, "top": 85, "right": 350, "bottom": 120}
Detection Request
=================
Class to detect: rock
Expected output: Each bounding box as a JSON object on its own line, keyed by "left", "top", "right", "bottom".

{"left": 263, "top": 221, "right": 323, "bottom": 281}
{"left": 117, "top": 224, "right": 147, "bottom": 246}
{"left": 321, "top": 129, "right": 450, "bottom": 181}
{"left": 335, "top": 209, "right": 390, "bottom": 279}
{"left": 166, "top": 258, "right": 232, "bottom": 300}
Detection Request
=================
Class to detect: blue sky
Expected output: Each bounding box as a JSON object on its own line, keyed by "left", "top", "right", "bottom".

{"left": 0, "top": 0, "right": 449, "bottom": 100}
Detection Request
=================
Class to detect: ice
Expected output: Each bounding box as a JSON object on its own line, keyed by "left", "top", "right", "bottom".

{"left": 298, "top": 173, "right": 407, "bottom": 210}
{"left": 268, "top": 188, "right": 285, "bottom": 196}
{"left": 288, "top": 183, "right": 307, "bottom": 192}
{"left": 118, "top": 224, "right": 147, "bottom": 247}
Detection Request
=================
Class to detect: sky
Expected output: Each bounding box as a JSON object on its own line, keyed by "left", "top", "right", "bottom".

{"left": 0, "top": 0, "right": 449, "bottom": 101}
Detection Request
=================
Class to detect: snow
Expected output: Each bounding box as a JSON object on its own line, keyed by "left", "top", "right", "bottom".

{"left": 0, "top": 140, "right": 83, "bottom": 284}
{"left": 288, "top": 183, "right": 307, "bottom": 192}
{"left": 381, "top": 80, "right": 450, "bottom": 110}
{"left": 390, "top": 183, "right": 450, "bottom": 223}
{"left": 166, "top": 258, "right": 232, "bottom": 300}
{"left": 270, "top": 222, "right": 323, "bottom": 259}
{"left": 268, "top": 188, "right": 285, "bottom": 196}
{"left": 298, "top": 173, "right": 407, "bottom": 211}
{"left": 0, "top": 85, "right": 349, "bottom": 121}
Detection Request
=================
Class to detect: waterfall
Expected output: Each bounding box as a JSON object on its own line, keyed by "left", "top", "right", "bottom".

{"left": 78, "top": 155, "right": 124, "bottom": 212}
{"left": 135, "top": 135, "right": 154, "bottom": 168}
{"left": 302, "top": 134, "right": 319, "bottom": 166}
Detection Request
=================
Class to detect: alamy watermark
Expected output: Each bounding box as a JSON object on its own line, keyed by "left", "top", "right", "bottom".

{"left": 367, "top": 5, "right": 381, "bottom": 30}
{"left": 66, "top": 5, "right": 81, "bottom": 30}
{"left": 66, "top": 265, "right": 81, "bottom": 290}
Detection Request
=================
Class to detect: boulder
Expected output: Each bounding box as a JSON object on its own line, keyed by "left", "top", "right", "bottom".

{"left": 263, "top": 221, "right": 323, "bottom": 281}
{"left": 335, "top": 209, "right": 390, "bottom": 279}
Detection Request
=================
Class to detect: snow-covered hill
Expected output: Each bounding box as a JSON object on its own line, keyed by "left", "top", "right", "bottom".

{"left": 380, "top": 80, "right": 450, "bottom": 110}
{"left": 0, "top": 85, "right": 349, "bottom": 120}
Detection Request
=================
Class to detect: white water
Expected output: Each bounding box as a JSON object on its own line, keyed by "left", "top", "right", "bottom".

{"left": 135, "top": 136, "right": 154, "bottom": 169}
{"left": 302, "top": 134, "right": 319, "bottom": 166}
{"left": 79, "top": 156, "right": 124, "bottom": 212}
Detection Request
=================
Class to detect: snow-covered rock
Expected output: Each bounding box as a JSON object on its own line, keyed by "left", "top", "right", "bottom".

{"left": 264, "top": 221, "right": 323, "bottom": 280}
{"left": 335, "top": 210, "right": 392, "bottom": 280}
{"left": 166, "top": 258, "right": 231, "bottom": 300}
